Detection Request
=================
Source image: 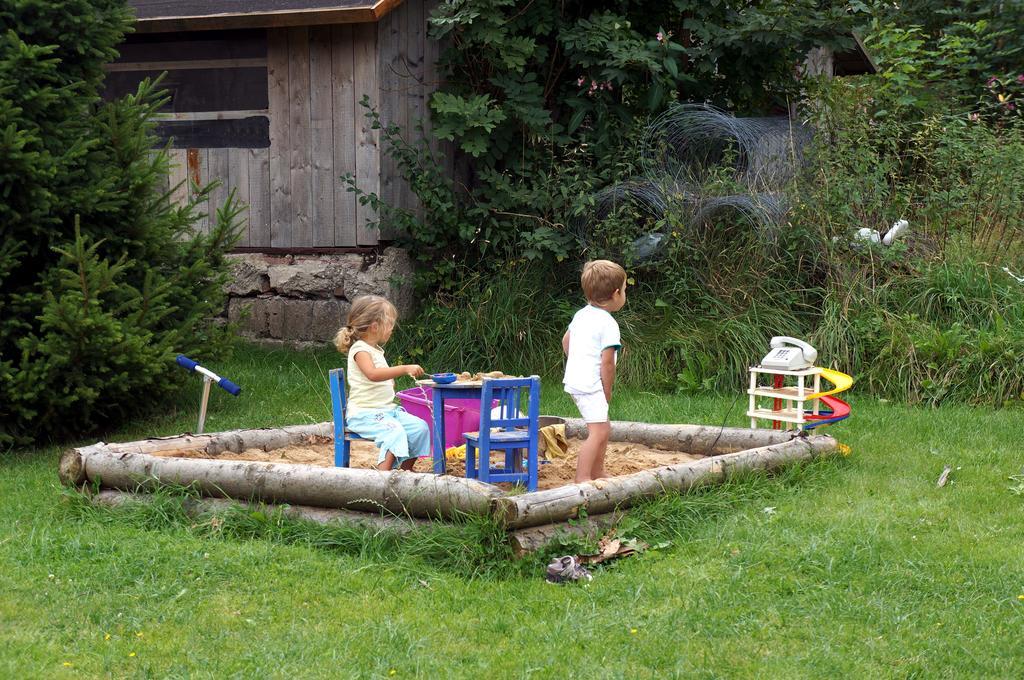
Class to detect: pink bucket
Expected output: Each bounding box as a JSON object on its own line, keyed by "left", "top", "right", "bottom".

{"left": 397, "top": 386, "right": 496, "bottom": 452}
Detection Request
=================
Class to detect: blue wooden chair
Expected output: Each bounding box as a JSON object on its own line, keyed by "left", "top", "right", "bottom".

{"left": 464, "top": 376, "right": 541, "bottom": 491}
{"left": 329, "top": 368, "right": 367, "bottom": 467}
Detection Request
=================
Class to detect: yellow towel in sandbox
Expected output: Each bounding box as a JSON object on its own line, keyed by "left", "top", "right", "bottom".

{"left": 538, "top": 424, "right": 570, "bottom": 459}
{"left": 444, "top": 425, "right": 569, "bottom": 461}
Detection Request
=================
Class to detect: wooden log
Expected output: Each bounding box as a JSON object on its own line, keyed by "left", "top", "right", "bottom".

{"left": 107, "top": 433, "right": 214, "bottom": 455}
{"left": 508, "top": 511, "right": 621, "bottom": 557}
{"left": 563, "top": 418, "right": 793, "bottom": 455}
{"left": 59, "top": 443, "right": 108, "bottom": 487}
{"left": 83, "top": 422, "right": 336, "bottom": 458}
{"left": 493, "top": 434, "right": 838, "bottom": 529}
{"left": 59, "top": 419, "right": 334, "bottom": 484}
{"left": 91, "top": 489, "right": 431, "bottom": 533}
{"left": 201, "top": 421, "right": 335, "bottom": 455}
{"left": 60, "top": 447, "right": 502, "bottom": 520}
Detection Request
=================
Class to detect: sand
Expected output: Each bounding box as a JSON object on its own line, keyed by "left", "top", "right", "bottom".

{"left": 156, "top": 436, "right": 703, "bottom": 491}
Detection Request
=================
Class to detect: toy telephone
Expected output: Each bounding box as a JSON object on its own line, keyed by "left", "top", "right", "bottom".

{"left": 760, "top": 336, "right": 818, "bottom": 370}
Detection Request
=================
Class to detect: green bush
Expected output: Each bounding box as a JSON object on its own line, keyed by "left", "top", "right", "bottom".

{"left": 387, "top": 72, "right": 1024, "bottom": 407}
{"left": 0, "top": 2, "right": 243, "bottom": 447}
{"left": 348, "top": 1, "right": 863, "bottom": 287}
{"left": 868, "top": 1, "right": 1023, "bottom": 102}
{"left": 360, "top": 2, "right": 1024, "bottom": 407}
{"left": 794, "top": 76, "right": 1024, "bottom": 405}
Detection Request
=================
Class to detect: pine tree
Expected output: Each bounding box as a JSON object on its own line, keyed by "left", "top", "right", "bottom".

{"left": 0, "top": 2, "right": 243, "bottom": 446}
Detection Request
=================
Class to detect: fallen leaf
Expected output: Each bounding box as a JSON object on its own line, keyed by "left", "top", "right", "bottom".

{"left": 579, "top": 536, "right": 648, "bottom": 564}
{"left": 622, "top": 538, "right": 648, "bottom": 552}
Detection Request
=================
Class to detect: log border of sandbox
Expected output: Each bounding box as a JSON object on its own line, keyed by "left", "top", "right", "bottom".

{"left": 494, "top": 433, "right": 837, "bottom": 529}
{"left": 59, "top": 420, "right": 838, "bottom": 546}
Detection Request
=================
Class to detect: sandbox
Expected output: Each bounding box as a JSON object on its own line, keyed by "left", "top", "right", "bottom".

{"left": 59, "top": 420, "right": 838, "bottom": 553}
{"left": 153, "top": 436, "right": 704, "bottom": 491}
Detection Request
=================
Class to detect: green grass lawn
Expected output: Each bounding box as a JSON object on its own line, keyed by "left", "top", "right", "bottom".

{"left": 3, "top": 345, "right": 1024, "bottom": 678}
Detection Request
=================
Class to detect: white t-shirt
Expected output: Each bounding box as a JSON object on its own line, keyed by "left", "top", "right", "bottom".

{"left": 346, "top": 340, "right": 396, "bottom": 415}
{"left": 563, "top": 305, "right": 621, "bottom": 394}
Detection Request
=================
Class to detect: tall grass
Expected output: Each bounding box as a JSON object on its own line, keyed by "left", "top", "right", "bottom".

{"left": 798, "top": 86, "right": 1024, "bottom": 404}
{"left": 386, "top": 261, "right": 805, "bottom": 393}
{"left": 388, "top": 266, "right": 569, "bottom": 378}
{"left": 62, "top": 486, "right": 522, "bottom": 578}
{"left": 368, "top": 77, "right": 1024, "bottom": 407}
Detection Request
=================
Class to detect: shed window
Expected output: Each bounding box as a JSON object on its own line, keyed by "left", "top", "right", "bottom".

{"left": 102, "top": 30, "right": 270, "bottom": 148}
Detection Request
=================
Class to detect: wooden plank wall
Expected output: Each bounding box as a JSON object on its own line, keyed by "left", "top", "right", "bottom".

{"left": 258, "top": 21, "right": 382, "bottom": 246}
{"left": 165, "top": 145, "right": 267, "bottom": 244}
{"left": 157, "top": 0, "right": 437, "bottom": 248}
{"left": 377, "top": 0, "right": 437, "bottom": 239}
{"left": 419, "top": 0, "right": 455, "bottom": 189}
{"left": 108, "top": 31, "right": 271, "bottom": 245}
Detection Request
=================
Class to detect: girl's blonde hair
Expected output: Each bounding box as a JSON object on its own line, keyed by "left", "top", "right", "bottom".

{"left": 334, "top": 295, "right": 399, "bottom": 353}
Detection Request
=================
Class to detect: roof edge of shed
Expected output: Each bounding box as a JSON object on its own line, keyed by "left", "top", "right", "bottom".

{"left": 132, "top": 0, "right": 404, "bottom": 33}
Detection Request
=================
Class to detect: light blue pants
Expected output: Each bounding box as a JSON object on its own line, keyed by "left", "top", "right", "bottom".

{"left": 346, "top": 407, "right": 430, "bottom": 466}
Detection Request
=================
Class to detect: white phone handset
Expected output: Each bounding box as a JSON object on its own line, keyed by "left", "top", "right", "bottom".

{"left": 761, "top": 336, "right": 818, "bottom": 370}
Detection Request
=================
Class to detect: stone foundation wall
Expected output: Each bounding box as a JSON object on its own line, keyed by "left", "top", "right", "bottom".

{"left": 224, "top": 248, "right": 414, "bottom": 345}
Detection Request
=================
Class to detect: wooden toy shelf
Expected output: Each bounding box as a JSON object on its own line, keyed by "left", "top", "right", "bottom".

{"left": 747, "top": 366, "right": 822, "bottom": 429}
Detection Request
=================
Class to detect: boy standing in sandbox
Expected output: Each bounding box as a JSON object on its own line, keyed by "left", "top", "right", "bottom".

{"left": 562, "top": 260, "right": 627, "bottom": 483}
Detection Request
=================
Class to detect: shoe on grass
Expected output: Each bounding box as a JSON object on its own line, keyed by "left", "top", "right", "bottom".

{"left": 546, "top": 555, "right": 592, "bottom": 584}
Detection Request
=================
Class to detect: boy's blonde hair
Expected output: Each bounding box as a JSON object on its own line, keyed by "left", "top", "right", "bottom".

{"left": 581, "top": 260, "right": 627, "bottom": 303}
{"left": 334, "top": 295, "right": 399, "bottom": 353}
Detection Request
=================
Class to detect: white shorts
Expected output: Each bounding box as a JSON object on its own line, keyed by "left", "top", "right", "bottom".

{"left": 568, "top": 390, "right": 609, "bottom": 423}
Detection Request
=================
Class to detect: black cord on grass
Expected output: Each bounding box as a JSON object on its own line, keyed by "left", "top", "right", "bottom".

{"left": 702, "top": 391, "right": 744, "bottom": 457}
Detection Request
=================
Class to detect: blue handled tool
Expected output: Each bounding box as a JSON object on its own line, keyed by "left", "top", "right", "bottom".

{"left": 175, "top": 354, "right": 242, "bottom": 433}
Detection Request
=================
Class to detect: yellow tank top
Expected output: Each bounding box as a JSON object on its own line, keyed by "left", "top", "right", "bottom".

{"left": 346, "top": 340, "right": 396, "bottom": 415}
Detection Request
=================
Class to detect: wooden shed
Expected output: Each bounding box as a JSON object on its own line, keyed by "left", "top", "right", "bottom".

{"left": 106, "top": 1, "right": 438, "bottom": 251}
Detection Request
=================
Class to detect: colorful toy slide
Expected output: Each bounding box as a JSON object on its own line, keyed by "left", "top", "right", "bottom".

{"left": 802, "top": 368, "right": 853, "bottom": 429}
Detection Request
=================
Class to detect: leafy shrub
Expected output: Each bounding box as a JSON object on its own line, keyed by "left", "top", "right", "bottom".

{"left": 350, "top": 1, "right": 862, "bottom": 286}
{"left": 868, "top": 1, "right": 1023, "bottom": 99}
{"left": 359, "top": 2, "right": 1024, "bottom": 407}
{"left": 0, "top": 3, "right": 242, "bottom": 446}
{"left": 793, "top": 76, "right": 1024, "bottom": 404}
{"left": 387, "top": 72, "right": 1024, "bottom": 407}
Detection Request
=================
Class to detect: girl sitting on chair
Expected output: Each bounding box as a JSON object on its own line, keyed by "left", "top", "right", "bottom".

{"left": 334, "top": 295, "right": 427, "bottom": 471}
